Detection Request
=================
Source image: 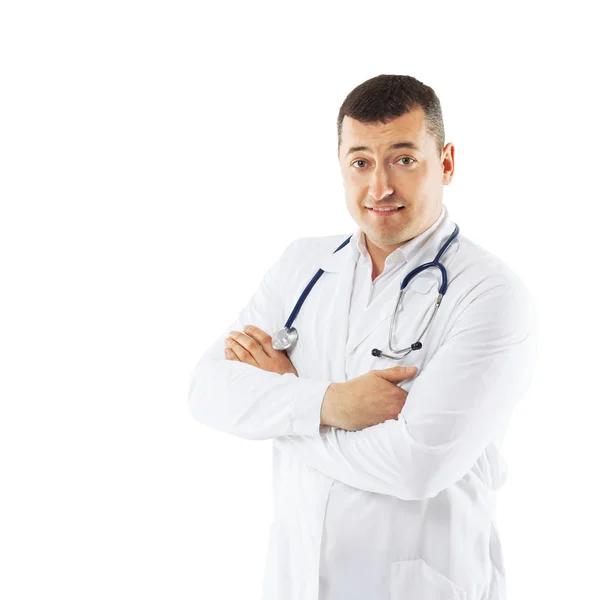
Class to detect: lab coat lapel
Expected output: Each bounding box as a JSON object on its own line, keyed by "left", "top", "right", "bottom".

{"left": 315, "top": 242, "right": 358, "bottom": 383}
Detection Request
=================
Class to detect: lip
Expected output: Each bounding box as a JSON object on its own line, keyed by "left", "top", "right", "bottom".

{"left": 366, "top": 206, "right": 405, "bottom": 214}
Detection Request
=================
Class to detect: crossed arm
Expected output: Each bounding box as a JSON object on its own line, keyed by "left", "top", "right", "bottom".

{"left": 187, "top": 240, "right": 334, "bottom": 440}
{"left": 188, "top": 242, "right": 538, "bottom": 500}
{"left": 273, "top": 283, "right": 537, "bottom": 499}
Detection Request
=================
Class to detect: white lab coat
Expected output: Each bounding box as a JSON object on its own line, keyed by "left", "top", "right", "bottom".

{"left": 188, "top": 204, "right": 538, "bottom": 600}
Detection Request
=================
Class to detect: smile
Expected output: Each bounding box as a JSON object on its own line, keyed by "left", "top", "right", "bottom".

{"left": 366, "top": 206, "right": 405, "bottom": 215}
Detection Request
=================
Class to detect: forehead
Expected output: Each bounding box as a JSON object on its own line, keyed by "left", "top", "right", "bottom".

{"left": 340, "top": 108, "right": 429, "bottom": 154}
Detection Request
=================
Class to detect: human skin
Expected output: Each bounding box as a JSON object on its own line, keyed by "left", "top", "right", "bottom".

{"left": 224, "top": 326, "right": 417, "bottom": 431}
{"left": 338, "top": 108, "right": 454, "bottom": 280}
{"left": 224, "top": 325, "right": 298, "bottom": 376}
{"left": 317, "top": 367, "right": 417, "bottom": 430}
{"left": 224, "top": 108, "right": 454, "bottom": 429}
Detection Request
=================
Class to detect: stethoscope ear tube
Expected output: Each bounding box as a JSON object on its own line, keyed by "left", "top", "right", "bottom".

{"left": 371, "top": 345, "right": 422, "bottom": 359}
{"left": 373, "top": 224, "right": 459, "bottom": 361}
{"left": 374, "top": 287, "right": 444, "bottom": 360}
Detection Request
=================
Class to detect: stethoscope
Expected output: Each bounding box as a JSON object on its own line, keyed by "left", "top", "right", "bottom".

{"left": 271, "top": 224, "right": 460, "bottom": 360}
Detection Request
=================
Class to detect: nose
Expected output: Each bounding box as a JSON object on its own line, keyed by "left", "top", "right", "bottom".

{"left": 368, "top": 165, "right": 394, "bottom": 201}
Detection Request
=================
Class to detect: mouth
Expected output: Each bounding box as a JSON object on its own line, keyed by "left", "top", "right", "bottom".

{"left": 366, "top": 206, "right": 405, "bottom": 216}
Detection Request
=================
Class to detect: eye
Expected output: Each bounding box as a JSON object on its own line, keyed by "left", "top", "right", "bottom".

{"left": 352, "top": 157, "right": 416, "bottom": 169}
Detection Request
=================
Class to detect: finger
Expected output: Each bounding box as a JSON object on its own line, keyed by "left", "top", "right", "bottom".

{"left": 374, "top": 366, "right": 418, "bottom": 382}
{"left": 227, "top": 330, "right": 267, "bottom": 361}
{"left": 243, "top": 325, "right": 274, "bottom": 355}
{"left": 224, "top": 337, "right": 257, "bottom": 366}
{"left": 224, "top": 347, "right": 239, "bottom": 360}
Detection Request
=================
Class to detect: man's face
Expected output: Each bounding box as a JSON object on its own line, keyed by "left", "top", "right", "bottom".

{"left": 338, "top": 108, "right": 454, "bottom": 253}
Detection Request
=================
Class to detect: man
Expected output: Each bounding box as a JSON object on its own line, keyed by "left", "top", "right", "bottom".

{"left": 188, "top": 74, "right": 537, "bottom": 600}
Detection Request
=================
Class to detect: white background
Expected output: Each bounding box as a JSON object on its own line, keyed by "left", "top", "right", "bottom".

{"left": 1, "top": 2, "right": 589, "bottom": 598}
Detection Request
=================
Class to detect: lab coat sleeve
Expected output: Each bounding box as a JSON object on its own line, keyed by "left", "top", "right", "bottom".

{"left": 187, "top": 239, "right": 333, "bottom": 441}
{"left": 272, "top": 278, "right": 538, "bottom": 500}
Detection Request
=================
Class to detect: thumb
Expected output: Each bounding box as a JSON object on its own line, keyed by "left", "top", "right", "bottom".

{"left": 375, "top": 365, "right": 418, "bottom": 382}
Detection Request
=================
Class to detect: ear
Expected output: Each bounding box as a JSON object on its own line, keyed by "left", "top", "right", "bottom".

{"left": 441, "top": 142, "right": 455, "bottom": 184}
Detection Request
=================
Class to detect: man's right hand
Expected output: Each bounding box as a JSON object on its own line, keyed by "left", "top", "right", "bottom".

{"left": 320, "top": 366, "right": 418, "bottom": 431}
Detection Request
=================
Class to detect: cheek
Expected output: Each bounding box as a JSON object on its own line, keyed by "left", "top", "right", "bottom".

{"left": 417, "top": 164, "right": 440, "bottom": 190}
{"left": 346, "top": 193, "right": 365, "bottom": 215}
{"left": 343, "top": 183, "right": 362, "bottom": 205}
{"left": 344, "top": 194, "right": 356, "bottom": 216}
{"left": 344, "top": 193, "right": 366, "bottom": 224}
{"left": 399, "top": 174, "right": 429, "bottom": 203}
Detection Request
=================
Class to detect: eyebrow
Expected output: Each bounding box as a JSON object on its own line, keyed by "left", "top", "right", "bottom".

{"left": 345, "top": 141, "right": 421, "bottom": 156}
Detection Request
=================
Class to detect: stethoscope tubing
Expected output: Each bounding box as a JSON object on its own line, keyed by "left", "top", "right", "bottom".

{"left": 273, "top": 224, "right": 460, "bottom": 356}
{"left": 381, "top": 223, "right": 459, "bottom": 358}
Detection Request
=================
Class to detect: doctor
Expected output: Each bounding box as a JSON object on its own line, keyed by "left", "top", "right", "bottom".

{"left": 188, "top": 74, "right": 537, "bottom": 600}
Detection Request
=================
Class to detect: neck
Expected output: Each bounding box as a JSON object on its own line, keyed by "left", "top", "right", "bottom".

{"left": 371, "top": 263, "right": 383, "bottom": 282}
{"left": 364, "top": 208, "right": 444, "bottom": 279}
{"left": 364, "top": 233, "right": 404, "bottom": 280}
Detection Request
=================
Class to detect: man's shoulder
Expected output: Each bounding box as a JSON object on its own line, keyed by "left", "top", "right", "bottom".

{"left": 454, "top": 232, "right": 535, "bottom": 309}
{"left": 270, "top": 233, "right": 353, "bottom": 287}
{"left": 280, "top": 233, "right": 352, "bottom": 264}
{"left": 289, "top": 232, "right": 352, "bottom": 251}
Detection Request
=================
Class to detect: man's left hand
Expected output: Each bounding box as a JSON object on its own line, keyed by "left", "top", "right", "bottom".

{"left": 224, "top": 325, "right": 299, "bottom": 376}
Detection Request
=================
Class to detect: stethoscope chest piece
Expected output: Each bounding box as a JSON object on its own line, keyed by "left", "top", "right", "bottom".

{"left": 272, "top": 326, "right": 299, "bottom": 351}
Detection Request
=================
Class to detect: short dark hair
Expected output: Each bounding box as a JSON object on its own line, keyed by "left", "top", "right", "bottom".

{"left": 337, "top": 74, "right": 445, "bottom": 156}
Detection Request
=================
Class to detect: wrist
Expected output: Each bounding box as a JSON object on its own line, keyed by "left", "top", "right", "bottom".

{"left": 320, "top": 382, "right": 342, "bottom": 427}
